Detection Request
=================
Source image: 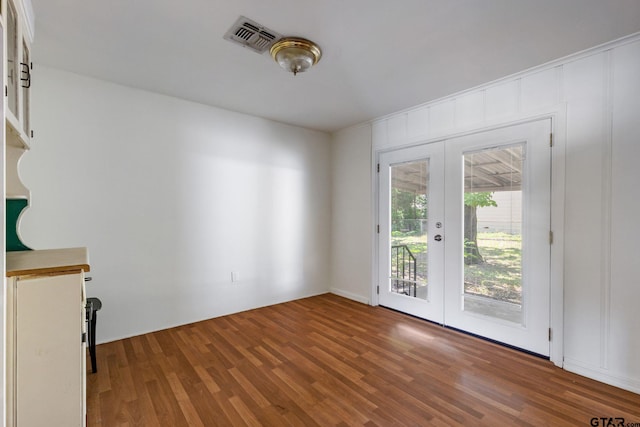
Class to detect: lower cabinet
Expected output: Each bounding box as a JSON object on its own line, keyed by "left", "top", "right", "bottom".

{"left": 7, "top": 270, "right": 87, "bottom": 427}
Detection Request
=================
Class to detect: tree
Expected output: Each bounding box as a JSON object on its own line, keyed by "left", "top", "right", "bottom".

{"left": 464, "top": 192, "right": 497, "bottom": 265}
{"left": 392, "top": 189, "right": 427, "bottom": 233}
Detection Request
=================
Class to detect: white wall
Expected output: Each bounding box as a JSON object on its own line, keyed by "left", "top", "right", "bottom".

{"left": 21, "top": 66, "right": 332, "bottom": 343}
{"left": 332, "top": 34, "right": 640, "bottom": 393}
{"left": 330, "top": 124, "right": 372, "bottom": 304}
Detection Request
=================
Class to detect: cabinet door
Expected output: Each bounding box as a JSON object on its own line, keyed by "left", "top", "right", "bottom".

{"left": 16, "top": 272, "right": 85, "bottom": 427}
{"left": 6, "top": 0, "right": 18, "bottom": 117}
{"left": 5, "top": 0, "right": 33, "bottom": 142}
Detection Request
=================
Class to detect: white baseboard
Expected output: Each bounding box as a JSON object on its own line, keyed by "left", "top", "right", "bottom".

{"left": 329, "top": 288, "right": 370, "bottom": 305}
{"left": 564, "top": 358, "right": 640, "bottom": 395}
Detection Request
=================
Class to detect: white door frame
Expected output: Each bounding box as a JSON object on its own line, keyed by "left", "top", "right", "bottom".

{"left": 372, "top": 109, "right": 567, "bottom": 367}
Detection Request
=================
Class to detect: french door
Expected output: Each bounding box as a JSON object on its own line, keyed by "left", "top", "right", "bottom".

{"left": 378, "top": 141, "right": 445, "bottom": 322}
{"left": 378, "top": 120, "right": 551, "bottom": 356}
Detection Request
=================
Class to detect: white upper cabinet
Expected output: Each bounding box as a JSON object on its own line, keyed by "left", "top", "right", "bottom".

{"left": 3, "top": 0, "right": 34, "bottom": 199}
{"left": 3, "top": 0, "right": 34, "bottom": 149}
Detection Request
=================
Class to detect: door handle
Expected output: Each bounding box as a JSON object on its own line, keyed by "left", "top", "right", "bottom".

{"left": 434, "top": 234, "right": 443, "bottom": 242}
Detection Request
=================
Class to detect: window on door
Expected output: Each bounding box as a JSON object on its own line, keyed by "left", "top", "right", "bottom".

{"left": 390, "top": 160, "right": 429, "bottom": 300}
{"left": 462, "top": 143, "right": 524, "bottom": 325}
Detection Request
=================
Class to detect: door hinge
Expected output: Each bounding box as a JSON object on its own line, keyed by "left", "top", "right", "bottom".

{"left": 82, "top": 332, "right": 87, "bottom": 343}
{"left": 377, "top": 224, "right": 380, "bottom": 233}
{"left": 548, "top": 328, "right": 552, "bottom": 341}
{"left": 4, "top": 85, "right": 7, "bottom": 97}
{"left": 377, "top": 163, "right": 380, "bottom": 173}
{"left": 550, "top": 133, "right": 553, "bottom": 147}
{"left": 549, "top": 231, "right": 554, "bottom": 244}
{"left": 377, "top": 285, "right": 380, "bottom": 295}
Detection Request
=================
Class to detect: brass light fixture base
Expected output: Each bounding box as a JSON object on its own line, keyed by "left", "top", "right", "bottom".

{"left": 270, "top": 37, "right": 322, "bottom": 75}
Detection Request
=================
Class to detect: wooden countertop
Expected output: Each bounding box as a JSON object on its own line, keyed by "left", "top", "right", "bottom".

{"left": 6, "top": 247, "right": 90, "bottom": 277}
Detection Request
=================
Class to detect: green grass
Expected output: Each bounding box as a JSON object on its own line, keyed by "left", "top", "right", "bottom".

{"left": 464, "top": 232, "right": 522, "bottom": 304}
{"left": 391, "top": 231, "right": 522, "bottom": 304}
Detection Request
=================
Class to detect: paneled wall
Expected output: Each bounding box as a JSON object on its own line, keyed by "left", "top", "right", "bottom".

{"left": 335, "top": 34, "right": 640, "bottom": 392}
{"left": 372, "top": 66, "right": 564, "bottom": 150}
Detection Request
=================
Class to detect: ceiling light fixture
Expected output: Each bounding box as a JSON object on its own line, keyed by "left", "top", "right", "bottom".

{"left": 270, "top": 37, "right": 322, "bottom": 76}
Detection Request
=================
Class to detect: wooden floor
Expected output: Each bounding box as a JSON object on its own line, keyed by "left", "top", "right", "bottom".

{"left": 87, "top": 294, "right": 640, "bottom": 426}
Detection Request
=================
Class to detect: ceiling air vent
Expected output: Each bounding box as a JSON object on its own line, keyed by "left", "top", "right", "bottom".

{"left": 223, "top": 16, "right": 282, "bottom": 54}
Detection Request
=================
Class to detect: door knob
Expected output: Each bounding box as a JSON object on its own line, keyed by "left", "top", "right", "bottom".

{"left": 434, "top": 234, "right": 443, "bottom": 241}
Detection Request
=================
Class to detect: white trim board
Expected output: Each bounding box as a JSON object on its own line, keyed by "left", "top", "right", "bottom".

{"left": 329, "top": 288, "right": 370, "bottom": 305}
{"left": 564, "top": 358, "right": 640, "bottom": 395}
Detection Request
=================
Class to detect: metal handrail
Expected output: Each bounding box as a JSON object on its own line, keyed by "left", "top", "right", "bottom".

{"left": 391, "top": 245, "right": 417, "bottom": 297}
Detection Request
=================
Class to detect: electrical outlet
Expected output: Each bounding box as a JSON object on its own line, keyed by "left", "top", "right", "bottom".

{"left": 231, "top": 271, "right": 240, "bottom": 282}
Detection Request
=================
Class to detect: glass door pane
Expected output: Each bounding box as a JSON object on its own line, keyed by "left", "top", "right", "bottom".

{"left": 390, "top": 160, "right": 429, "bottom": 300}
{"left": 463, "top": 143, "right": 524, "bottom": 324}
{"left": 7, "top": 1, "right": 18, "bottom": 117}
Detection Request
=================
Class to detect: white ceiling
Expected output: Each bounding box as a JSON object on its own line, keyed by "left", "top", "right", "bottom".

{"left": 31, "top": 0, "right": 640, "bottom": 133}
